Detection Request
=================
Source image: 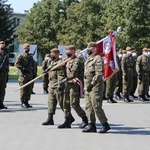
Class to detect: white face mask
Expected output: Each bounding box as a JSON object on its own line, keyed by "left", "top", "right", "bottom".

{"left": 148, "top": 52, "right": 150, "bottom": 56}
{"left": 123, "top": 53, "right": 126, "bottom": 57}
{"left": 45, "top": 57, "right": 49, "bottom": 60}
{"left": 132, "top": 53, "right": 137, "bottom": 57}
{"left": 127, "top": 51, "right": 132, "bottom": 55}
{"left": 144, "top": 52, "right": 148, "bottom": 56}
{"left": 118, "top": 54, "right": 123, "bottom": 58}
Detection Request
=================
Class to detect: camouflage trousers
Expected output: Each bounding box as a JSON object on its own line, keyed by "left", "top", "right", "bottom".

{"left": 48, "top": 87, "right": 64, "bottom": 114}
{"left": 0, "top": 73, "right": 7, "bottom": 102}
{"left": 84, "top": 81, "right": 108, "bottom": 124}
{"left": 63, "top": 82, "right": 86, "bottom": 118}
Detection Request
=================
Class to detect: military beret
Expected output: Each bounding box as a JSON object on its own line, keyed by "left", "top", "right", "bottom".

{"left": 142, "top": 48, "right": 148, "bottom": 52}
{"left": 126, "top": 47, "right": 132, "bottom": 51}
{"left": 87, "top": 42, "right": 97, "bottom": 49}
{"left": 51, "top": 48, "right": 60, "bottom": 53}
{"left": 23, "top": 43, "right": 30, "bottom": 49}
{"left": 66, "top": 45, "right": 76, "bottom": 50}
{"left": 0, "top": 41, "right": 5, "bottom": 44}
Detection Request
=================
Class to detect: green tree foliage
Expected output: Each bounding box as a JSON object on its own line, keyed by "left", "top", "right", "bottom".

{"left": 57, "top": 0, "right": 106, "bottom": 49}
{"left": 102, "top": 0, "right": 150, "bottom": 52}
{"left": 17, "top": 0, "right": 150, "bottom": 54}
{"left": 0, "top": 0, "right": 16, "bottom": 45}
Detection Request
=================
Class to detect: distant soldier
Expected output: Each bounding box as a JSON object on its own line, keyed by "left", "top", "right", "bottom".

{"left": 136, "top": 48, "right": 150, "bottom": 101}
{"left": 58, "top": 45, "right": 88, "bottom": 129}
{"left": 146, "top": 48, "right": 150, "bottom": 98}
{"left": 0, "top": 41, "right": 9, "bottom": 109}
{"left": 130, "top": 50, "right": 138, "bottom": 98}
{"left": 15, "top": 43, "right": 34, "bottom": 108}
{"left": 42, "top": 54, "right": 50, "bottom": 94}
{"left": 82, "top": 42, "right": 110, "bottom": 133}
{"left": 121, "top": 47, "right": 134, "bottom": 102}
{"left": 114, "top": 50, "right": 123, "bottom": 99}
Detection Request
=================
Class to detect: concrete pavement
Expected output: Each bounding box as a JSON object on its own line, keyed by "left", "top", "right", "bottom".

{"left": 0, "top": 80, "right": 150, "bottom": 150}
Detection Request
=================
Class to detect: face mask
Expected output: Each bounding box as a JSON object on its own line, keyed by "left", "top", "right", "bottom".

{"left": 45, "top": 57, "right": 49, "bottom": 60}
{"left": 132, "top": 53, "right": 137, "bottom": 57}
{"left": 144, "top": 52, "right": 148, "bottom": 56}
{"left": 118, "top": 54, "right": 122, "bottom": 58}
{"left": 66, "top": 53, "right": 72, "bottom": 58}
{"left": 148, "top": 52, "right": 150, "bottom": 56}
{"left": 123, "top": 53, "right": 126, "bottom": 57}
{"left": 25, "top": 49, "right": 29, "bottom": 53}
{"left": 87, "top": 49, "right": 93, "bottom": 55}
{"left": 59, "top": 56, "right": 62, "bottom": 59}
{"left": 127, "top": 51, "right": 132, "bottom": 55}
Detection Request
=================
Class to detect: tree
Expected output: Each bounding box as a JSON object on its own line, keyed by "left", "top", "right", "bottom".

{"left": 57, "top": 0, "right": 106, "bottom": 49}
{"left": 0, "top": 0, "right": 16, "bottom": 45}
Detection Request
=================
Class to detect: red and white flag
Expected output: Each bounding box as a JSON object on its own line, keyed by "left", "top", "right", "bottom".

{"left": 77, "top": 31, "right": 119, "bottom": 80}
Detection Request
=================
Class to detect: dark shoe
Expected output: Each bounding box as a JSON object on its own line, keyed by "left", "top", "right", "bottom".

{"left": 79, "top": 116, "right": 88, "bottom": 129}
{"left": 69, "top": 114, "right": 75, "bottom": 124}
{"left": 115, "top": 93, "right": 122, "bottom": 99}
{"left": 31, "top": 91, "right": 35, "bottom": 94}
{"left": 0, "top": 102, "right": 7, "bottom": 109}
{"left": 23, "top": 101, "right": 32, "bottom": 108}
{"left": 103, "top": 95, "right": 107, "bottom": 100}
{"left": 139, "top": 95, "right": 149, "bottom": 101}
{"left": 130, "top": 94, "right": 138, "bottom": 98}
{"left": 124, "top": 96, "right": 133, "bottom": 102}
{"left": 58, "top": 117, "right": 71, "bottom": 128}
{"left": 107, "top": 98, "right": 117, "bottom": 103}
{"left": 44, "top": 89, "right": 48, "bottom": 94}
{"left": 42, "top": 114, "right": 54, "bottom": 125}
{"left": 99, "top": 122, "right": 111, "bottom": 133}
{"left": 82, "top": 123, "right": 97, "bottom": 133}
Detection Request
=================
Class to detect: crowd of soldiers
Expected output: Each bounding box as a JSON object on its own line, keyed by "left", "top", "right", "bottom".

{"left": 0, "top": 40, "right": 150, "bottom": 133}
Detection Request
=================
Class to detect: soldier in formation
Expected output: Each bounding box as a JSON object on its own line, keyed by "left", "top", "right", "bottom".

{"left": 0, "top": 41, "right": 9, "bottom": 109}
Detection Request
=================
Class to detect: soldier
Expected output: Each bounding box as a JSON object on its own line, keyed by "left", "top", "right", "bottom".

{"left": 29, "top": 52, "right": 37, "bottom": 94}
{"left": 42, "top": 54, "right": 50, "bottom": 94}
{"left": 0, "top": 41, "right": 9, "bottom": 109}
{"left": 121, "top": 47, "right": 134, "bottom": 102}
{"left": 42, "top": 48, "right": 70, "bottom": 125}
{"left": 136, "top": 48, "right": 150, "bottom": 101}
{"left": 114, "top": 50, "right": 123, "bottom": 99}
{"left": 15, "top": 43, "right": 34, "bottom": 108}
{"left": 82, "top": 42, "right": 110, "bottom": 133}
{"left": 58, "top": 45, "right": 88, "bottom": 129}
{"left": 130, "top": 50, "right": 138, "bottom": 98}
{"left": 146, "top": 48, "right": 150, "bottom": 98}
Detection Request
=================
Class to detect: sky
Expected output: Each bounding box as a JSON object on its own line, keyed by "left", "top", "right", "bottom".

{"left": 6, "top": 0, "right": 41, "bottom": 13}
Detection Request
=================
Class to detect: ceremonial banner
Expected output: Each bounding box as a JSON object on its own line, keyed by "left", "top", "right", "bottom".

{"left": 77, "top": 32, "right": 119, "bottom": 80}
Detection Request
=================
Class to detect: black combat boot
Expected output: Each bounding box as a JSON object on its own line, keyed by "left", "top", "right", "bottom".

{"left": 82, "top": 123, "right": 97, "bottom": 133}
{"left": 24, "top": 101, "right": 32, "bottom": 108}
{"left": 42, "top": 113, "right": 54, "bottom": 125}
{"left": 115, "top": 92, "right": 121, "bottom": 99}
{"left": 107, "top": 97, "right": 117, "bottom": 103}
{"left": 124, "top": 96, "right": 133, "bottom": 102}
{"left": 0, "top": 102, "right": 7, "bottom": 109}
{"left": 69, "top": 114, "right": 75, "bottom": 124}
{"left": 79, "top": 116, "right": 88, "bottom": 128}
{"left": 58, "top": 117, "right": 71, "bottom": 128}
{"left": 99, "top": 122, "right": 111, "bottom": 133}
{"left": 139, "top": 95, "right": 149, "bottom": 101}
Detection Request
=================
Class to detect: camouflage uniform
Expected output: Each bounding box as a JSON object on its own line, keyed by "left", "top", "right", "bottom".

{"left": 121, "top": 47, "right": 135, "bottom": 102}
{"left": 0, "top": 41, "right": 9, "bottom": 109}
{"left": 82, "top": 42, "right": 110, "bottom": 133}
{"left": 15, "top": 44, "right": 34, "bottom": 107}
{"left": 136, "top": 48, "right": 150, "bottom": 101}
{"left": 42, "top": 54, "right": 50, "bottom": 93}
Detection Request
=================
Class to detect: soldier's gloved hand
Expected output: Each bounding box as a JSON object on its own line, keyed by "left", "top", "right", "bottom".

{"left": 124, "top": 75, "right": 128, "bottom": 81}
{"left": 87, "top": 84, "right": 93, "bottom": 92}
{"left": 60, "top": 78, "right": 67, "bottom": 84}
{"left": 139, "top": 74, "right": 142, "bottom": 80}
{"left": 43, "top": 68, "right": 50, "bottom": 74}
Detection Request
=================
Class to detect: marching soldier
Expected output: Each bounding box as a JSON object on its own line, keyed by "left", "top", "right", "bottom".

{"left": 42, "top": 48, "right": 69, "bottom": 125}
{"left": 15, "top": 43, "right": 34, "bottom": 108}
{"left": 121, "top": 47, "right": 134, "bottom": 102}
{"left": 58, "top": 45, "right": 88, "bottom": 129}
{"left": 82, "top": 42, "right": 110, "bottom": 133}
{"left": 136, "top": 48, "right": 150, "bottom": 101}
{"left": 130, "top": 50, "right": 138, "bottom": 98}
{"left": 0, "top": 41, "right": 9, "bottom": 109}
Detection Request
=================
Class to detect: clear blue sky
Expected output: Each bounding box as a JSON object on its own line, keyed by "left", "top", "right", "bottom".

{"left": 6, "top": 0, "right": 41, "bottom": 13}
